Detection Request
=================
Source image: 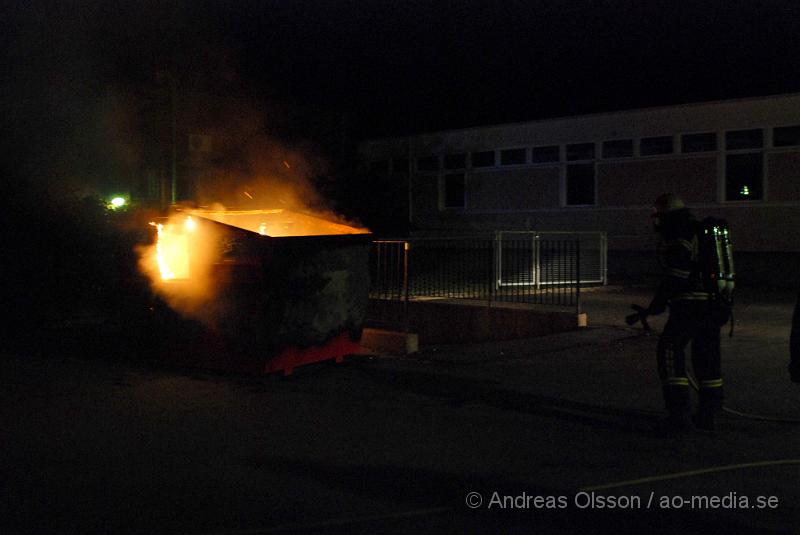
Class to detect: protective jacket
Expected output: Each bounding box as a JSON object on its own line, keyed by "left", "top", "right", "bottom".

{"left": 791, "top": 288, "right": 800, "bottom": 383}
{"left": 648, "top": 208, "right": 710, "bottom": 315}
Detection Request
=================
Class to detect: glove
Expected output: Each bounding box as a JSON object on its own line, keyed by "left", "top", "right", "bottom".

{"left": 647, "top": 279, "right": 672, "bottom": 316}
{"left": 625, "top": 304, "right": 652, "bottom": 333}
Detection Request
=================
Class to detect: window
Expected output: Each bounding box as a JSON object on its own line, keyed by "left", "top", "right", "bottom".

{"left": 601, "top": 139, "right": 633, "bottom": 158}
{"left": 725, "top": 129, "right": 763, "bottom": 150}
{"left": 416, "top": 155, "right": 439, "bottom": 172}
{"left": 444, "top": 153, "right": 466, "bottom": 170}
{"left": 724, "top": 129, "right": 764, "bottom": 202}
{"left": 471, "top": 151, "right": 495, "bottom": 167}
{"left": 443, "top": 173, "right": 466, "bottom": 209}
{"left": 566, "top": 143, "right": 595, "bottom": 161}
{"left": 726, "top": 154, "right": 763, "bottom": 201}
{"left": 565, "top": 143, "right": 595, "bottom": 205}
{"left": 681, "top": 132, "right": 717, "bottom": 153}
{"left": 531, "top": 145, "right": 560, "bottom": 163}
{"left": 500, "top": 148, "right": 526, "bottom": 165}
{"left": 773, "top": 125, "right": 800, "bottom": 147}
{"left": 566, "top": 164, "right": 595, "bottom": 205}
{"left": 640, "top": 136, "right": 674, "bottom": 156}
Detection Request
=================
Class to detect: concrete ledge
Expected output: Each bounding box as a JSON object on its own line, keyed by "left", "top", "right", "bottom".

{"left": 360, "top": 328, "right": 419, "bottom": 355}
{"left": 368, "top": 298, "right": 587, "bottom": 345}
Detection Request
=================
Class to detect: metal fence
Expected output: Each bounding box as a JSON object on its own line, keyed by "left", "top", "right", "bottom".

{"left": 368, "top": 232, "right": 606, "bottom": 329}
{"left": 496, "top": 231, "right": 607, "bottom": 287}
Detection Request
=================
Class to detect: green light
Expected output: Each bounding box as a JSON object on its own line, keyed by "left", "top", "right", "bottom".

{"left": 109, "top": 197, "right": 127, "bottom": 209}
{"left": 739, "top": 185, "right": 750, "bottom": 196}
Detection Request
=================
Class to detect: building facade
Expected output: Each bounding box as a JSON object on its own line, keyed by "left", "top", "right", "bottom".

{"left": 359, "top": 94, "right": 800, "bottom": 284}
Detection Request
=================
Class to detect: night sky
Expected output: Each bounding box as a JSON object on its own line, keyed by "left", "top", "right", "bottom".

{"left": 5, "top": 0, "right": 800, "bottom": 190}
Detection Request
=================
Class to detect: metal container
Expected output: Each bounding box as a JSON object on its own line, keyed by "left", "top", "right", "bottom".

{"left": 154, "top": 209, "right": 371, "bottom": 374}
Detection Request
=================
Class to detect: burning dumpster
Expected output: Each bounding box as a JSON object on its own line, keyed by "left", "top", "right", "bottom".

{"left": 141, "top": 208, "right": 371, "bottom": 374}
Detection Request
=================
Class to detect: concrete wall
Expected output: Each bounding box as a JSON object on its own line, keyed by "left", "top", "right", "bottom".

{"left": 768, "top": 152, "right": 800, "bottom": 202}
{"left": 361, "top": 94, "right": 800, "bottom": 283}
{"left": 597, "top": 157, "right": 717, "bottom": 206}
{"left": 467, "top": 167, "right": 560, "bottom": 210}
{"left": 369, "top": 299, "right": 586, "bottom": 344}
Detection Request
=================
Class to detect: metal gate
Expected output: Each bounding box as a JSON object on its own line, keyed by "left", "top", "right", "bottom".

{"left": 495, "top": 231, "right": 607, "bottom": 288}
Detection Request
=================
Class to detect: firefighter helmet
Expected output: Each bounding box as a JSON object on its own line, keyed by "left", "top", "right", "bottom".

{"left": 652, "top": 193, "right": 686, "bottom": 217}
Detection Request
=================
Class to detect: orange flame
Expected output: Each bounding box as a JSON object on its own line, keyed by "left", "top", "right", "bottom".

{"left": 138, "top": 213, "right": 225, "bottom": 325}
{"left": 149, "top": 221, "right": 190, "bottom": 281}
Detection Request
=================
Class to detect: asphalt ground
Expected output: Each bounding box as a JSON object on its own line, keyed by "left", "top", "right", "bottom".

{"left": 1, "top": 285, "right": 799, "bottom": 534}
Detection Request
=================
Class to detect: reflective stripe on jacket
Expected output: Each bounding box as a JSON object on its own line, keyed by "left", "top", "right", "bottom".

{"left": 649, "top": 209, "right": 711, "bottom": 312}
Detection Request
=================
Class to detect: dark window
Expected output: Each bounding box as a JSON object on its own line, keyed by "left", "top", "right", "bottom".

{"left": 566, "top": 143, "right": 595, "bottom": 161}
{"left": 392, "top": 158, "right": 409, "bottom": 176}
{"left": 444, "top": 153, "right": 466, "bottom": 170}
{"left": 681, "top": 132, "right": 717, "bottom": 153}
{"left": 531, "top": 145, "right": 560, "bottom": 163}
{"left": 726, "top": 153, "right": 763, "bottom": 201}
{"left": 443, "top": 173, "right": 466, "bottom": 208}
{"left": 773, "top": 125, "right": 800, "bottom": 147}
{"left": 640, "top": 136, "right": 674, "bottom": 156}
{"left": 725, "top": 129, "right": 763, "bottom": 150}
{"left": 368, "top": 160, "right": 389, "bottom": 176}
{"left": 566, "top": 164, "right": 595, "bottom": 205}
{"left": 416, "top": 156, "right": 439, "bottom": 172}
{"left": 602, "top": 139, "right": 633, "bottom": 158}
{"left": 471, "top": 151, "right": 495, "bottom": 167}
{"left": 500, "top": 148, "right": 526, "bottom": 165}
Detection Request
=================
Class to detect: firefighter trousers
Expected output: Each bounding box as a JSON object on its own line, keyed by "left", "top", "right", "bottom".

{"left": 657, "top": 299, "right": 724, "bottom": 418}
{"left": 791, "top": 287, "right": 800, "bottom": 383}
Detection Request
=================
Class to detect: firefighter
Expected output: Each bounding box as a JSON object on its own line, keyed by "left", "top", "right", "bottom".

{"left": 791, "top": 287, "right": 800, "bottom": 383}
{"left": 647, "top": 193, "right": 726, "bottom": 432}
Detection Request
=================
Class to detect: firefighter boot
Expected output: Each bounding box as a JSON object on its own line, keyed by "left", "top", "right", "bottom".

{"left": 694, "top": 381, "right": 723, "bottom": 431}
{"left": 654, "top": 379, "right": 693, "bottom": 435}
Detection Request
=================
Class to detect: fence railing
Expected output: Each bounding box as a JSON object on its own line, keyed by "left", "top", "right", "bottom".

{"left": 496, "top": 231, "right": 607, "bottom": 287}
{"left": 369, "top": 232, "right": 605, "bottom": 329}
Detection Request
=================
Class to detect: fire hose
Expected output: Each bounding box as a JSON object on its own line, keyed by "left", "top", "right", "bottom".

{"left": 625, "top": 304, "right": 800, "bottom": 424}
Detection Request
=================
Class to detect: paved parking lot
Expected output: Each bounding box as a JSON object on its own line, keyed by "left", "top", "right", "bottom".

{"left": 1, "top": 285, "right": 798, "bottom": 533}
